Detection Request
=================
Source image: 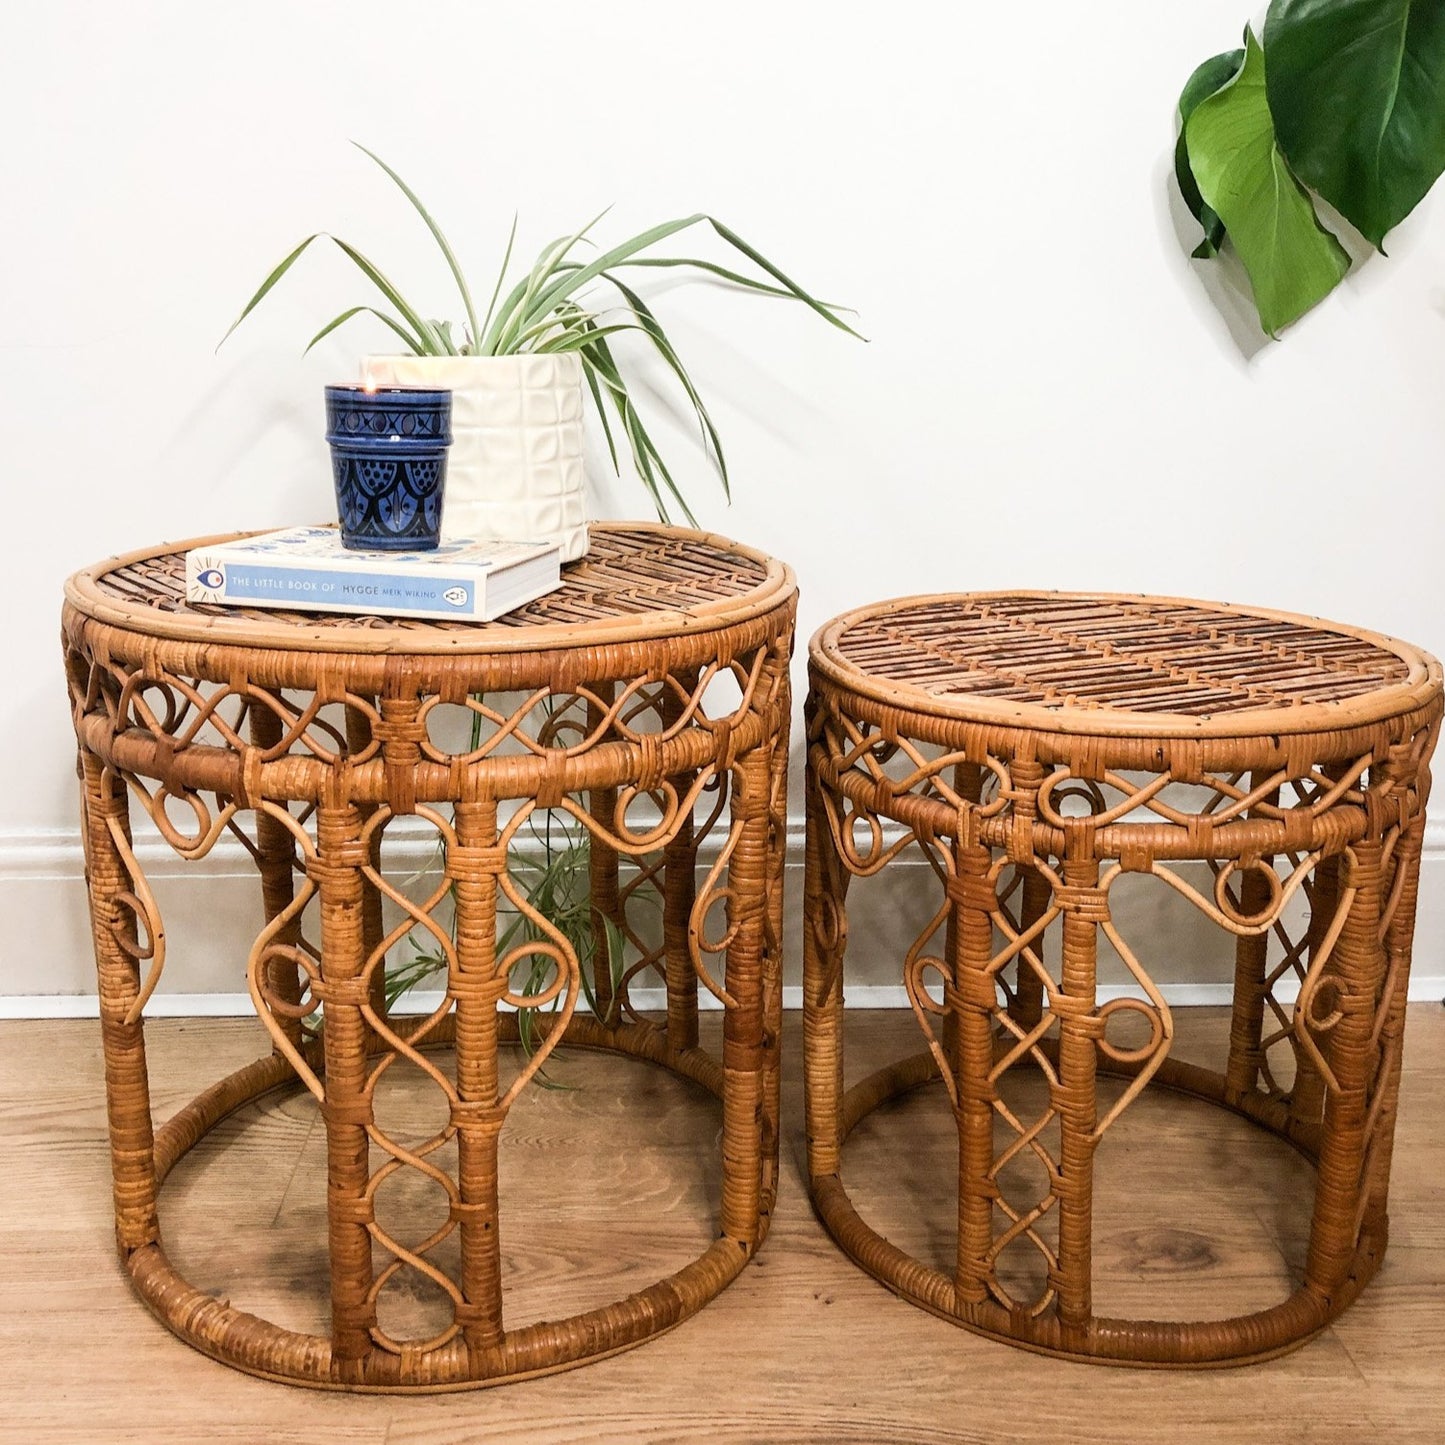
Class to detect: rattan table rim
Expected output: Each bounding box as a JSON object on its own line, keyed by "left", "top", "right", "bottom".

{"left": 809, "top": 590, "right": 1442, "bottom": 739}
{"left": 65, "top": 522, "right": 797, "bottom": 656}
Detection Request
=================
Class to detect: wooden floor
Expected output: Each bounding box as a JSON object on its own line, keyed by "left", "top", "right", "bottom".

{"left": 3, "top": 1006, "right": 1443, "bottom": 1444}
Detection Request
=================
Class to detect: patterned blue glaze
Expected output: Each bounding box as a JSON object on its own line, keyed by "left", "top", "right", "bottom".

{"left": 325, "top": 386, "right": 452, "bottom": 551}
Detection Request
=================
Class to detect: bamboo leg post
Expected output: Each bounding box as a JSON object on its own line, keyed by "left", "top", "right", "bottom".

{"left": 758, "top": 665, "right": 791, "bottom": 1225}
{"left": 1224, "top": 779, "right": 1281, "bottom": 1103}
{"left": 802, "top": 725, "right": 848, "bottom": 1183}
{"left": 249, "top": 698, "right": 304, "bottom": 1052}
{"left": 1291, "top": 764, "right": 1356, "bottom": 1133}
{"left": 718, "top": 746, "right": 769, "bottom": 1249}
{"left": 345, "top": 703, "right": 388, "bottom": 1036}
{"left": 311, "top": 801, "right": 379, "bottom": 1381}
{"left": 1304, "top": 837, "right": 1384, "bottom": 1299}
{"left": 662, "top": 669, "right": 700, "bottom": 1054}
{"left": 1359, "top": 829, "right": 1421, "bottom": 1244}
{"left": 1014, "top": 867, "right": 1050, "bottom": 1032}
{"left": 80, "top": 750, "right": 161, "bottom": 1258}
{"left": 946, "top": 763, "right": 985, "bottom": 1058}
{"left": 587, "top": 684, "right": 621, "bottom": 1026}
{"left": 449, "top": 798, "right": 507, "bottom": 1359}
{"left": 1052, "top": 856, "right": 1102, "bottom": 1339}
{"left": 1290, "top": 854, "right": 1338, "bottom": 1138}
{"left": 951, "top": 814, "right": 999, "bottom": 1311}
{"left": 1359, "top": 742, "right": 1433, "bottom": 1241}
{"left": 1225, "top": 865, "right": 1273, "bottom": 1101}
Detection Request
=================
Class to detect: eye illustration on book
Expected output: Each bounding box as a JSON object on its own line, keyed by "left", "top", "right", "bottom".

{"left": 195, "top": 568, "right": 225, "bottom": 591}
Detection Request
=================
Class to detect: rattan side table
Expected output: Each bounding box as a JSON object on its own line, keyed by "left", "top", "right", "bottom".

{"left": 803, "top": 591, "right": 1441, "bottom": 1366}
{"left": 62, "top": 523, "right": 795, "bottom": 1391}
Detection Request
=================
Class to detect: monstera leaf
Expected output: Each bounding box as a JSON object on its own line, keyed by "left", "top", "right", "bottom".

{"left": 1176, "top": 48, "right": 1245, "bottom": 257}
{"left": 1185, "top": 28, "right": 1352, "bottom": 335}
{"left": 1264, "top": 0, "right": 1445, "bottom": 250}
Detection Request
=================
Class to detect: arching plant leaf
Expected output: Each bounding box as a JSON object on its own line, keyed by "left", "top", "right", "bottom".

{"left": 1264, "top": 0, "right": 1445, "bottom": 250}
{"left": 1186, "top": 27, "right": 1351, "bottom": 336}
{"left": 1177, "top": 47, "right": 1245, "bottom": 257}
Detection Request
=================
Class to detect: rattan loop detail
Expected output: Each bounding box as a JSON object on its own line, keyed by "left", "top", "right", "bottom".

{"left": 65, "top": 524, "right": 795, "bottom": 1392}
{"left": 804, "top": 589, "right": 1440, "bottom": 1367}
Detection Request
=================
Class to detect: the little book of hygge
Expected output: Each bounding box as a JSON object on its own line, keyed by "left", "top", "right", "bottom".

{"left": 186, "top": 527, "right": 562, "bottom": 622}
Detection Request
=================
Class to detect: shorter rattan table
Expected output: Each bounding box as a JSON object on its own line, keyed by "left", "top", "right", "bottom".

{"left": 63, "top": 523, "right": 795, "bottom": 1391}
{"left": 803, "top": 591, "right": 1440, "bottom": 1366}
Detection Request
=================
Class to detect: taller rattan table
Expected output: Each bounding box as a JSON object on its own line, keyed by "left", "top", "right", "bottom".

{"left": 63, "top": 522, "right": 795, "bottom": 1391}
{"left": 803, "top": 591, "right": 1440, "bottom": 1366}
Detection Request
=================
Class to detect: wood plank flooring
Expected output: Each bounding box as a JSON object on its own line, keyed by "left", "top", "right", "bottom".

{"left": 2, "top": 1006, "right": 1443, "bottom": 1444}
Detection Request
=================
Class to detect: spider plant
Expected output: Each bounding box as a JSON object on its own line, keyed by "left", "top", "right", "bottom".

{"left": 220, "top": 143, "right": 862, "bottom": 524}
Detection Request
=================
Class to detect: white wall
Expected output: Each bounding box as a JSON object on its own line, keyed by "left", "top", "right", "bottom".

{"left": 4, "top": 1, "right": 1443, "bottom": 1004}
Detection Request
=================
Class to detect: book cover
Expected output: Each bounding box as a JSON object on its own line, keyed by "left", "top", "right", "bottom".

{"left": 185, "top": 526, "right": 562, "bottom": 622}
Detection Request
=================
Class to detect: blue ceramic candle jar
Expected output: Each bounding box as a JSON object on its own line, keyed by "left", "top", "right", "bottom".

{"left": 325, "top": 385, "right": 453, "bottom": 550}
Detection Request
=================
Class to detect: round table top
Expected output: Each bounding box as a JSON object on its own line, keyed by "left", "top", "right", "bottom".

{"left": 64, "top": 522, "right": 796, "bottom": 655}
{"left": 810, "top": 591, "right": 1442, "bottom": 738}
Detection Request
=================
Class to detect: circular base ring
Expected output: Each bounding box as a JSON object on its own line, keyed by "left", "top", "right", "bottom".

{"left": 132, "top": 1012, "right": 760, "bottom": 1392}
{"left": 809, "top": 1050, "right": 1382, "bottom": 1368}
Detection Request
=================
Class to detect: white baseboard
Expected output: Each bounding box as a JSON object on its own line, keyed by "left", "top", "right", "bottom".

{"left": 3, "top": 818, "right": 1442, "bottom": 1017}
{"left": 6, "top": 978, "right": 1445, "bottom": 1021}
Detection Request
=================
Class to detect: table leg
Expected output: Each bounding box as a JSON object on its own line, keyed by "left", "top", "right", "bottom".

{"left": 450, "top": 798, "right": 507, "bottom": 1358}
{"left": 951, "top": 820, "right": 998, "bottom": 1311}
{"left": 802, "top": 722, "right": 847, "bottom": 1183}
{"left": 311, "top": 801, "right": 378, "bottom": 1380}
{"left": 1362, "top": 810, "right": 1426, "bottom": 1235}
{"left": 587, "top": 685, "right": 621, "bottom": 1026}
{"left": 1013, "top": 868, "right": 1051, "bottom": 1032}
{"left": 1225, "top": 860, "right": 1273, "bottom": 1103}
{"left": 758, "top": 666, "right": 790, "bottom": 1225}
{"left": 248, "top": 699, "right": 304, "bottom": 1053}
{"left": 345, "top": 703, "right": 388, "bottom": 1037}
{"left": 79, "top": 749, "right": 160, "bottom": 1257}
{"left": 1304, "top": 835, "right": 1383, "bottom": 1296}
{"left": 1289, "top": 855, "right": 1337, "bottom": 1139}
{"left": 718, "top": 744, "right": 770, "bottom": 1248}
{"left": 1053, "top": 857, "right": 1101, "bottom": 1336}
{"left": 662, "top": 669, "right": 700, "bottom": 1053}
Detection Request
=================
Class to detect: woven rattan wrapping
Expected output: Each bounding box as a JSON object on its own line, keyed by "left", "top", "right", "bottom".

{"left": 803, "top": 589, "right": 1442, "bottom": 1367}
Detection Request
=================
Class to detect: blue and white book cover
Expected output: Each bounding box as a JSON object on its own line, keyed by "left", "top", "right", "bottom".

{"left": 185, "top": 526, "right": 561, "bottom": 622}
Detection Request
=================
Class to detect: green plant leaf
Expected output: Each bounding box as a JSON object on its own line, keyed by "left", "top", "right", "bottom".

{"left": 477, "top": 212, "right": 519, "bottom": 352}
{"left": 1186, "top": 27, "right": 1351, "bottom": 336}
{"left": 352, "top": 142, "right": 481, "bottom": 348}
{"left": 303, "top": 305, "right": 425, "bottom": 355}
{"left": 328, "top": 236, "right": 450, "bottom": 354}
{"left": 522, "top": 214, "right": 863, "bottom": 346}
{"left": 582, "top": 328, "right": 698, "bottom": 523}
{"left": 708, "top": 218, "right": 867, "bottom": 339}
{"left": 1264, "top": 0, "right": 1445, "bottom": 250}
{"left": 217, "top": 233, "right": 326, "bottom": 352}
{"left": 608, "top": 255, "right": 857, "bottom": 317}
{"left": 531, "top": 268, "right": 729, "bottom": 493}
{"left": 485, "top": 210, "right": 611, "bottom": 355}
{"left": 597, "top": 270, "right": 730, "bottom": 498}
{"left": 1176, "top": 48, "right": 1245, "bottom": 258}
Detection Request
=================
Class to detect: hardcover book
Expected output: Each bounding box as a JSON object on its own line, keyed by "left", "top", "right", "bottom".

{"left": 185, "top": 526, "right": 563, "bottom": 622}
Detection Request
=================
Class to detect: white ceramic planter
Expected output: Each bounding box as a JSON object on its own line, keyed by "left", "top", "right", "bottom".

{"left": 359, "top": 353, "right": 590, "bottom": 561}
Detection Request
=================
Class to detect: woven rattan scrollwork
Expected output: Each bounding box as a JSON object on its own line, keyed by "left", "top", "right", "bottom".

{"left": 804, "top": 590, "right": 1440, "bottom": 1366}
{"left": 64, "top": 523, "right": 796, "bottom": 1391}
